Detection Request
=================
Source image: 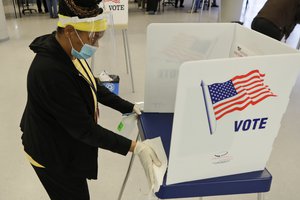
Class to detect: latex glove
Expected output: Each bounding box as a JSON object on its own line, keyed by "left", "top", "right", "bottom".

{"left": 134, "top": 141, "right": 162, "bottom": 188}
{"left": 133, "top": 104, "right": 143, "bottom": 115}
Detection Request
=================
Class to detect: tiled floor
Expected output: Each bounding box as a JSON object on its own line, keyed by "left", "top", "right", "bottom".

{"left": 1, "top": 0, "right": 300, "bottom": 199}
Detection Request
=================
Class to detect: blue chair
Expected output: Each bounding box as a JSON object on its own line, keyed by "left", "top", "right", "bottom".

{"left": 118, "top": 112, "right": 272, "bottom": 200}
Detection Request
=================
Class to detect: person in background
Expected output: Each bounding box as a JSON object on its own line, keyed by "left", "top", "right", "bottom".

{"left": 36, "top": 0, "right": 48, "bottom": 13}
{"left": 175, "top": 0, "right": 184, "bottom": 8}
{"left": 46, "top": 0, "right": 58, "bottom": 18}
{"left": 251, "top": 0, "right": 300, "bottom": 41}
{"left": 146, "top": 0, "right": 159, "bottom": 14}
{"left": 137, "top": 0, "right": 145, "bottom": 9}
{"left": 20, "top": 0, "right": 161, "bottom": 199}
{"left": 211, "top": 0, "right": 218, "bottom": 7}
{"left": 192, "top": 0, "right": 218, "bottom": 12}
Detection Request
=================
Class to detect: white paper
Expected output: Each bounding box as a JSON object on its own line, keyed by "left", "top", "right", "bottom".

{"left": 144, "top": 137, "right": 168, "bottom": 192}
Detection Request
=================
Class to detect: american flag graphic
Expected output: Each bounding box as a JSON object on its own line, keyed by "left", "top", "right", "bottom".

{"left": 207, "top": 70, "right": 277, "bottom": 120}
{"left": 104, "top": 0, "right": 120, "bottom": 3}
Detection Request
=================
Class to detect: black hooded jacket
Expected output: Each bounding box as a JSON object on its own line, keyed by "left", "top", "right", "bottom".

{"left": 256, "top": 0, "right": 300, "bottom": 39}
{"left": 20, "top": 33, "right": 134, "bottom": 179}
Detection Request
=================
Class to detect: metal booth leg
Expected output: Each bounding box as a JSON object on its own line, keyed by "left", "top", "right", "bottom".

{"left": 122, "top": 29, "right": 129, "bottom": 74}
{"left": 117, "top": 133, "right": 140, "bottom": 200}
{"left": 296, "top": 36, "right": 300, "bottom": 49}
{"left": 257, "top": 193, "right": 264, "bottom": 200}
{"left": 122, "top": 29, "right": 135, "bottom": 93}
{"left": 190, "top": 0, "right": 196, "bottom": 14}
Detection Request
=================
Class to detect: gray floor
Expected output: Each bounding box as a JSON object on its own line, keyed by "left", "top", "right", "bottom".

{"left": 1, "top": 0, "right": 300, "bottom": 199}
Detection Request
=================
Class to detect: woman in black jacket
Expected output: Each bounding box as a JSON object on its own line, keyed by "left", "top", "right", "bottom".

{"left": 20, "top": 0, "right": 161, "bottom": 199}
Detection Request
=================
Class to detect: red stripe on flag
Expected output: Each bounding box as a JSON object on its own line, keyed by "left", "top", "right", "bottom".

{"left": 104, "top": 0, "right": 121, "bottom": 3}
{"left": 235, "top": 79, "right": 263, "bottom": 90}
{"left": 213, "top": 84, "right": 268, "bottom": 110}
{"left": 233, "top": 75, "right": 264, "bottom": 86}
{"left": 231, "top": 69, "right": 265, "bottom": 82}
{"left": 211, "top": 69, "right": 276, "bottom": 120}
{"left": 236, "top": 83, "right": 266, "bottom": 94}
{"left": 215, "top": 93, "right": 276, "bottom": 120}
{"left": 238, "top": 85, "right": 270, "bottom": 96}
{"left": 214, "top": 89, "right": 274, "bottom": 115}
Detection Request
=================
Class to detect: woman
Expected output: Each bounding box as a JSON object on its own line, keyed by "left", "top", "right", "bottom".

{"left": 20, "top": 0, "right": 161, "bottom": 199}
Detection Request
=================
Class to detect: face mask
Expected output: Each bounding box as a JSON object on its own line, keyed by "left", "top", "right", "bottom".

{"left": 69, "top": 30, "right": 98, "bottom": 60}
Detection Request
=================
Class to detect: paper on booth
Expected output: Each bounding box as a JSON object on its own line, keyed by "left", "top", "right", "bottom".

{"left": 144, "top": 137, "right": 168, "bottom": 192}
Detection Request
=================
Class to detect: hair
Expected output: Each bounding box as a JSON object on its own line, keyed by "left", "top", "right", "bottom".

{"left": 56, "top": 26, "right": 86, "bottom": 34}
{"left": 56, "top": 27, "right": 65, "bottom": 34}
{"left": 58, "top": 0, "right": 103, "bottom": 18}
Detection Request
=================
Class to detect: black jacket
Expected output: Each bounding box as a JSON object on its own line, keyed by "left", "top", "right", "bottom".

{"left": 256, "top": 0, "right": 300, "bottom": 39}
{"left": 20, "top": 33, "right": 134, "bottom": 179}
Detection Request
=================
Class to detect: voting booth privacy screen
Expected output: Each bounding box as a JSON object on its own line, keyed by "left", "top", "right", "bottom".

{"left": 144, "top": 23, "right": 300, "bottom": 185}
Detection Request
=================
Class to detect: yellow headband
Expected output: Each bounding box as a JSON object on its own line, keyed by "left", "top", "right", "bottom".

{"left": 57, "top": 14, "right": 107, "bottom": 32}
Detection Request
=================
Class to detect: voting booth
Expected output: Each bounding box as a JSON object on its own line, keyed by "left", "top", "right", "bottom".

{"left": 144, "top": 23, "right": 300, "bottom": 185}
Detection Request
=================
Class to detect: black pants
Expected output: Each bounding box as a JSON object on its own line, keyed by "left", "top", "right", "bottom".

{"left": 36, "top": 0, "right": 48, "bottom": 12}
{"left": 32, "top": 165, "right": 90, "bottom": 200}
{"left": 146, "top": 0, "right": 159, "bottom": 12}
{"left": 175, "top": 0, "right": 184, "bottom": 6}
{"left": 251, "top": 17, "right": 284, "bottom": 41}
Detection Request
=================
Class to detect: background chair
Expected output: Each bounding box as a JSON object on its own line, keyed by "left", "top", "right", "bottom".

{"left": 161, "top": 0, "right": 175, "bottom": 12}
{"left": 21, "top": 0, "right": 37, "bottom": 14}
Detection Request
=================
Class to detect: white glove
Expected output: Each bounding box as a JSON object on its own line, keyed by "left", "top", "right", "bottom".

{"left": 134, "top": 141, "right": 162, "bottom": 188}
{"left": 133, "top": 104, "right": 143, "bottom": 115}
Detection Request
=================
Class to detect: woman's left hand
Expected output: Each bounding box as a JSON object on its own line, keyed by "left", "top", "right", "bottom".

{"left": 133, "top": 104, "right": 143, "bottom": 115}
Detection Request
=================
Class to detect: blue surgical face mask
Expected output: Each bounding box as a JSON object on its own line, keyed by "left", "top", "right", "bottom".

{"left": 69, "top": 30, "right": 98, "bottom": 60}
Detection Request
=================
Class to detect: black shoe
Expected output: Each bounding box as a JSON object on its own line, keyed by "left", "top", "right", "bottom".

{"left": 211, "top": 4, "right": 218, "bottom": 7}
{"left": 146, "top": 11, "right": 156, "bottom": 15}
{"left": 180, "top": 4, "right": 184, "bottom": 7}
{"left": 175, "top": 5, "right": 178, "bottom": 8}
